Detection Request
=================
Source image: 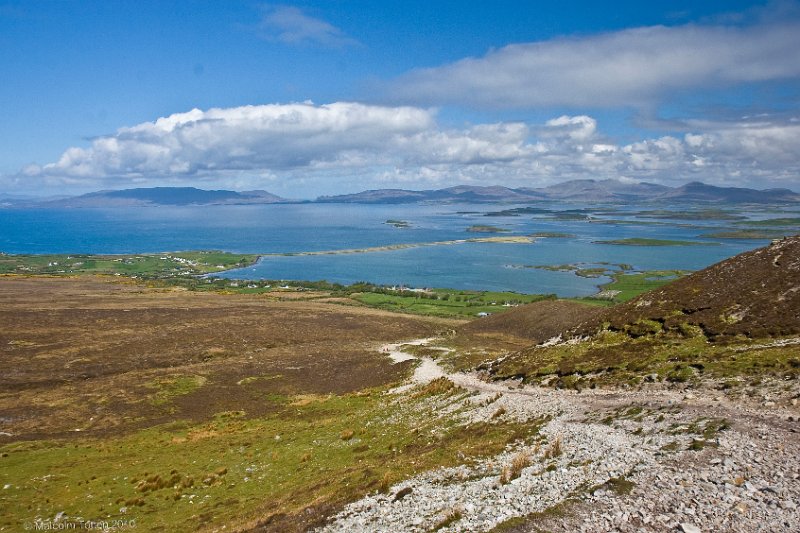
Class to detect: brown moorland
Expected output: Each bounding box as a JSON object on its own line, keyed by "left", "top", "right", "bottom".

{"left": 0, "top": 276, "right": 460, "bottom": 441}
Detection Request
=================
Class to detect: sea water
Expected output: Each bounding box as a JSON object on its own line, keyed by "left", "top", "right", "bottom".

{"left": 0, "top": 203, "right": 769, "bottom": 296}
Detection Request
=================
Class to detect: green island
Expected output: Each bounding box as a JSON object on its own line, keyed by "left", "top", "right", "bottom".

{"left": 734, "top": 217, "right": 800, "bottom": 227}
{"left": 466, "top": 224, "right": 510, "bottom": 233}
{"left": 633, "top": 209, "right": 747, "bottom": 221}
{"left": 384, "top": 219, "right": 410, "bottom": 228}
{"left": 701, "top": 229, "right": 794, "bottom": 239}
{"left": 594, "top": 238, "right": 715, "bottom": 246}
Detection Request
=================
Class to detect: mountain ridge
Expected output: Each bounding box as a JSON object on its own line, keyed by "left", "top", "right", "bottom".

{"left": 316, "top": 179, "right": 800, "bottom": 204}
{"left": 4, "top": 179, "right": 799, "bottom": 207}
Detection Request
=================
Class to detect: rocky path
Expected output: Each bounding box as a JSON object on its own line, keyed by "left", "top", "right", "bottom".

{"left": 320, "top": 339, "right": 800, "bottom": 533}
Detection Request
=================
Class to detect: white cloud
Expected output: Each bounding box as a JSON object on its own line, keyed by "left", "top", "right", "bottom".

{"left": 387, "top": 18, "right": 800, "bottom": 108}
{"left": 544, "top": 115, "right": 597, "bottom": 142}
{"left": 257, "top": 5, "right": 357, "bottom": 47}
{"left": 12, "top": 103, "right": 800, "bottom": 195}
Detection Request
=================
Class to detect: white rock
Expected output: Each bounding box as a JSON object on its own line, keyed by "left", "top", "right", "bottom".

{"left": 679, "top": 522, "right": 702, "bottom": 533}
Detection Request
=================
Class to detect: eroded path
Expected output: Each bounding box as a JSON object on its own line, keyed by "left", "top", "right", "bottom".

{"left": 320, "top": 338, "right": 800, "bottom": 533}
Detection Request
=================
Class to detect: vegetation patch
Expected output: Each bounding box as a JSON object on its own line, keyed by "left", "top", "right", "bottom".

{"left": 499, "top": 451, "right": 531, "bottom": 484}
{"left": 146, "top": 375, "right": 207, "bottom": 407}
{"left": 599, "top": 476, "right": 636, "bottom": 495}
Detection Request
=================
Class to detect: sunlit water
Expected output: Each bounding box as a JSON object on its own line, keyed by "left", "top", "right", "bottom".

{"left": 0, "top": 203, "right": 774, "bottom": 296}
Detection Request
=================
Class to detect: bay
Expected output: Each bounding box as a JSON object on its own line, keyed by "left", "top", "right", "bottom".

{"left": 0, "top": 203, "right": 771, "bottom": 296}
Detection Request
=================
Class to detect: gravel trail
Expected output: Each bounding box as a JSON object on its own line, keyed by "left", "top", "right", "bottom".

{"left": 319, "top": 339, "right": 800, "bottom": 533}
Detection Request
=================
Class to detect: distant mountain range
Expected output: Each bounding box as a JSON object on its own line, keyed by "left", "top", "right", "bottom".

{"left": 2, "top": 180, "right": 798, "bottom": 208}
{"left": 317, "top": 180, "right": 800, "bottom": 204}
{"left": 6, "top": 187, "right": 286, "bottom": 208}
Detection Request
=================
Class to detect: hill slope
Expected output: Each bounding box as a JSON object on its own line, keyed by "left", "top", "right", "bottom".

{"left": 572, "top": 235, "right": 800, "bottom": 340}
{"left": 484, "top": 237, "right": 800, "bottom": 387}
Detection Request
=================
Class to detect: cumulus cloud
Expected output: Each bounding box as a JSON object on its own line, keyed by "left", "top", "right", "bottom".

{"left": 387, "top": 18, "right": 800, "bottom": 108}
{"left": 13, "top": 103, "right": 800, "bottom": 194}
{"left": 257, "top": 5, "right": 357, "bottom": 47}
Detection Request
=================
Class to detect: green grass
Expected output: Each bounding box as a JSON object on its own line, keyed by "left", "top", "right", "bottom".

{"left": 0, "top": 251, "right": 258, "bottom": 277}
{"left": 146, "top": 375, "right": 207, "bottom": 407}
{"left": 0, "top": 387, "right": 542, "bottom": 532}
{"left": 594, "top": 238, "right": 714, "bottom": 246}
{"left": 596, "top": 270, "right": 687, "bottom": 302}
{"left": 352, "top": 290, "right": 556, "bottom": 318}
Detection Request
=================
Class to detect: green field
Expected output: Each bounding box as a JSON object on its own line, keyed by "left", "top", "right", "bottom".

{"left": 352, "top": 290, "right": 556, "bottom": 318}
{"left": 0, "top": 251, "right": 258, "bottom": 277}
{"left": 594, "top": 270, "right": 687, "bottom": 302}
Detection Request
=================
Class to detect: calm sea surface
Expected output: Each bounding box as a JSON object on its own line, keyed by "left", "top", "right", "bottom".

{"left": 0, "top": 203, "right": 770, "bottom": 296}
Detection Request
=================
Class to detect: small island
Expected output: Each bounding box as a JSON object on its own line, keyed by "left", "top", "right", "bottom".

{"left": 702, "top": 229, "right": 791, "bottom": 239}
{"left": 529, "top": 232, "right": 575, "bottom": 238}
{"left": 594, "top": 238, "right": 714, "bottom": 246}
{"left": 467, "top": 224, "right": 510, "bottom": 233}
{"left": 385, "top": 219, "right": 411, "bottom": 228}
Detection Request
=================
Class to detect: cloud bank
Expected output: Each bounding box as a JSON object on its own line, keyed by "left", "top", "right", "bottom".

{"left": 13, "top": 102, "right": 800, "bottom": 194}
{"left": 387, "top": 18, "right": 800, "bottom": 108}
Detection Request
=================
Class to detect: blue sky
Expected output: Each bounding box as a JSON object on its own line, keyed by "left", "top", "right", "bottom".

{"left": 1, "top": 0, "right": 799, "bottom": 197}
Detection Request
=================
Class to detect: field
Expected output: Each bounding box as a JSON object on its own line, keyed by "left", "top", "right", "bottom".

{"left": 351, "top": 289, "right": 556, "bottom": 318}
{"left": 0, "top": 276, "right": 543, "bottom": 532}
